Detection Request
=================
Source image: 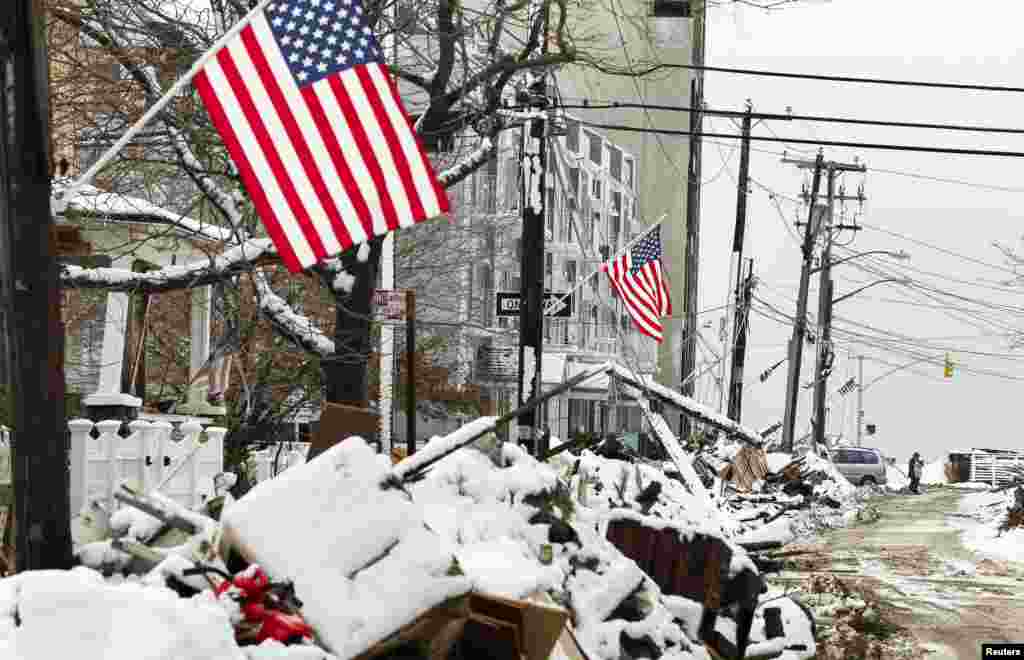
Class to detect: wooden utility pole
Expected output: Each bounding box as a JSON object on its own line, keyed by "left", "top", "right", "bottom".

{"left": 516, "top": 75, "right": 548, "bottom": 454}
{"left": 1, "top": 0, "right": 74, "bottom": 569}
{"left": 725, "top": 104, "right": 752, "bottom": 422}
{"left": 680, "top": 0, "right": 707, "bottom": 438}
{"left": 811, "top": 169, "right": 835, "bottom": 450}
{"left": 727, "top": 260, "right": 754, "bottom": 423}
{"left": 780, "top": 152, "right": 823, "bottom": 454}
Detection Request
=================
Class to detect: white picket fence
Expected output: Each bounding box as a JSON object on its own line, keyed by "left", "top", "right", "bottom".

{"left": 69, "top": 418, "right": 225, "bottom": 514}
{"left": 969, "top": 450, "right": 1024, "bottom": 488}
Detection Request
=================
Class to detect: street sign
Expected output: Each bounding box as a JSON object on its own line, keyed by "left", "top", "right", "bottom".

{"left": 373, "top": 289, "right": 408, "bottom": 321}
{"left": 495, "top": 291, "right": 574, "bottom": 318}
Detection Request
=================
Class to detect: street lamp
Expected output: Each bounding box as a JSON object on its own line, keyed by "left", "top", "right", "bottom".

{"left": 831, "top": 277, "right": 912, "bottom": 306}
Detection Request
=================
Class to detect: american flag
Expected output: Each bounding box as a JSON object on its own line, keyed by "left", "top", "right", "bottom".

{"left": 194, "top": 0, "right": 449, "bottom": 273}
{"left": 602, "top": 226, "right": 673, "bottom": 342}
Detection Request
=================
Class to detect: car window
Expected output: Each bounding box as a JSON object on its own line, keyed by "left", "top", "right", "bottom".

{"left": 833, "top": 449, "right": 851, "bottom": 463}
{"left": 860, "top": 452, "right": 880, "bottom": 465}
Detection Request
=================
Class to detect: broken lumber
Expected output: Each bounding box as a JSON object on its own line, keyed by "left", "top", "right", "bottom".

{"left": 114, "top": 488, "right": 198, "bottom": 535}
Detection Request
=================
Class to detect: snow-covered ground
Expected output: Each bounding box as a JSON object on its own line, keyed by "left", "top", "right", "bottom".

{"left": 921, "top": 458, "right": 948, "bottom": 485}
{"left": 885, "top": 463, "right": 909, "bottom": 491}
{"left": 949, "top": 487, "right": 1024, "bottom": 563}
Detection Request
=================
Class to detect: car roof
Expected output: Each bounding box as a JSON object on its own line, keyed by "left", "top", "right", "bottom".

{"left": 834, "top": 446, "right": 881, "bottom": 453}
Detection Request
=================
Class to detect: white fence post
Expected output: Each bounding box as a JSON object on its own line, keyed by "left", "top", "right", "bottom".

{"left": 150, "top": 421, "right": 173, "bottom": 486}
{"left": 204, "top": 426, "right": 227, "bottom": 498}
{"left": 180, "top": 420, "right": 204, "bottom": 509}
{"left": 95, "top": 419, "right": 122, "bottom": 511}
{"left": 126, "top": 420, "right": 151, "bottom": 494}
{"left": 68, "top": 418, "right": 96, "bottom": 514}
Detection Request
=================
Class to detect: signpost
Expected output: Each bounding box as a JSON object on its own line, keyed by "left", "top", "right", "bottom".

{"left": 496, "top": 291, "right": 574, "bottom": 318}
{"left": 372, "top": 289, "right": 415, "bottom": 456}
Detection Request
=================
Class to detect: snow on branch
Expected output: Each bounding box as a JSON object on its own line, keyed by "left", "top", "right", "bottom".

{"left": 253, "top": 272, "right": 336, "bottom": 357}
{"left": 61, "top": 239, "right": 276, "bottom": 292}
{"left": 437, "top": 136, "right": 496, "bottom": 188}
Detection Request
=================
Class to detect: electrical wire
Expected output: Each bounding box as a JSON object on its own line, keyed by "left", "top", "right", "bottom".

{"left": 576, "top": 121, "right": 1024, "bottom": 158}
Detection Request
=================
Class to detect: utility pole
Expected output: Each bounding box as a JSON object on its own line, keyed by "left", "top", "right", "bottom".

{"left": 725, "top": 103, "right": 752, "bottom": 422}
{"left": 727, "top": 260, "right": 754, "bottom": 422}
{"left": 516, "top": 73, "right": 548, "bottom": 455}
{"left": 1, "top": 0, "right": 74, "bottom": 569}
{"left": 782, "top": 153, "right": 866, "bottom": 453}
{"left": 856, "top": 355, "right": 864, "bottom": 445}
{"left": 680, "top": 0, "right": 707, "bottom": 438}
{"left": 780, "top": 152, "right": 823, "bottom": 454}
{"left": 811, "top": 169, "right": 835, "bottom": 450}
{"left": 811, "top": 178, "right": 865, "bottom": 450}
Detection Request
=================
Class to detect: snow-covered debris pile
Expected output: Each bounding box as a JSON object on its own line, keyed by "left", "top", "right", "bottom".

{"left": 921, "top": 457, "right": 949, "bottom": 485}
{"left": 221, "top": 438, "right": 471, "bottom": 660}
{"left": 0, "top": 567, "right": 245, "bottom": 660}
{"left": 885, "top": 463, "right": 909, "bottom": 492}
{"left": 953, "top": 485, "right": 1024, "bottom": 563}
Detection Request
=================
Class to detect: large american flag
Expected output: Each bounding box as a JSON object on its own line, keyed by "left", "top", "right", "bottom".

{"left": 194, "top": 0, "right": 449, "bottom": 272}
{"left": 602, "top": 226, "right": 673, "bottom": 342}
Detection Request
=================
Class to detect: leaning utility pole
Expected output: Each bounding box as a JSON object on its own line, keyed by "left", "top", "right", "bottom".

{"left": 725, "top": 104, "right": 752, "bottom": 422}
{"left": 1, "top": 0, "right": 74, "bottom": 569}
{"left": 727, "top": 259, "right": 754, "bottom": 422}
{"left": 811, "top": 169, "right": 835, "bottom": 450}
{"left": 780, "top": 152, "right": 823, "bottom": 453}
{"left": 680, "top": 0, "right": 707, "bottom": 438}
{"left": 782, "top": 154, "right": 866, "bottom": 453}
{"left": 516, "top": 73, "right": 548, "bottom": 454}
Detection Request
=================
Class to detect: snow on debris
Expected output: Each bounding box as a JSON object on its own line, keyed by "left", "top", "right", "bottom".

{"left": 950, "top": 487, "right": 1024, "bottom": 563}
{"left": 885, "top": 463, "right": 909, "bottom": 491}
{"left": 0, "top": 567, "right": 243, "bottom": 660}
{"left": 921, "top": 457, "right": 949, "bottom": 485}
{"left": 390, "top": 416, "right": 499, "bottom": 481}
{"left": 222, "top": 437, "right": 471, "bottom": 660}
{"left": 801, "top": 452, "right": 857, "bottom": 499}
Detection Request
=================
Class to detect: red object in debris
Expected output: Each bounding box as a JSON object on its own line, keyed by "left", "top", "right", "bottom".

{"left": 211, "top": 565, "right": 314, "bottom": 644}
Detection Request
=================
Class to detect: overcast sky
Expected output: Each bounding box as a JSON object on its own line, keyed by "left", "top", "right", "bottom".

{"left": 695, "top": 0, "right": 1024, "bottom": 463}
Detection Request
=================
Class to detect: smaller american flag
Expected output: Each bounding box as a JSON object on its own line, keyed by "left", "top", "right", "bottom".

{"left": 602, "top": 226, "right": 672, "bottom": 342}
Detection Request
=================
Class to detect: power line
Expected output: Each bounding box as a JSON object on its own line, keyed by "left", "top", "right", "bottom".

{"left": 556, "top": 101, "right": 1024, "bottom": 136}
{"left": 577, "top": 121, "right": 1024, "bottom": 158}
{"left": 856, "top": 221, "right": 1019, "bottom": 276}
{"left": 609, "top": 62, "right": 1024, "bottom": 94}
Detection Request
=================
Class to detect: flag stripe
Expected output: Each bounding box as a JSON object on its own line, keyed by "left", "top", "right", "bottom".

{"left": 309, "top": 81, "right": 381, "bottom": 238}
{"left": 194, "top": 69, "right": 304, "bottom": 272}
{"left": 367, "top": 63, "right": 439, "bottom": 219}
{"left": 357, "top": 65, "right": 425, "bottom": 224}
{"left": 340, "top": 70, "right": 412, "bottom": 229}
{"left": 326, "top": 75, "right": 399, "bottom": 235}
{"left": 612, "top": 258, "right": 660, "bottom": 332}
{"left": 226, "top": 35, "right": 332, "bottom": 260}
{"left": 607, "top": 272, "right": 659, "bottom": 339}
{"left": 378, "top": 67, "right": 450, "bottom": 214}
{"left": 246, "top": 17, "right": 363, "bottom": 248}
{"left": 217, "top": 46, "right": 327, "bottom": 263}
{"left": 602, "top": 230, "right": 671, "bottom": 343}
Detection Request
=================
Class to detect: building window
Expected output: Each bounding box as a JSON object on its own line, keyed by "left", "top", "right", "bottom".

{"left": 651, "top": 0, "right": 690, "bottom": 17}
{"left": 545, "top": 253, "right": 553, "bottom": 278}
{"left": 587, "top": 132, "right": 602, "bottom": 166}
{"left": 609, "top": 147, "right": 622, "bottom": 182}
{"left": 624, "top": 158, "right": 635, "bottom": 190}
{"left": 591, "top": 177, "right": 601, "bottom": 200}
{"left": 565, "top": 259, "right": 577, "bottom": 284}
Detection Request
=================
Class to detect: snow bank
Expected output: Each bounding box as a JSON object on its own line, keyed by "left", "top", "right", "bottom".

{"left": 951, "top": 488, "right": 1024, "bottom": 562}
{"left": 802, "top": 453, "right": 856, "bottom": 499}
{"left": 921, "top": 458, "right": 948, "bottom": 485}
{"left": 766, "top": 452, "right": 796, "bottom": 473}
{"left": 885, "top": 464, "right": 909, "bottom": 491}
{"left": 0, "top": 567, "right": 242, "bottom": 660}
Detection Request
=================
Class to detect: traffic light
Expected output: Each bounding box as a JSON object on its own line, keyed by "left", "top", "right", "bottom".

{"left": 944, "top": 353, "right": 954, "bottom": 378}
{"left": 866, "top": 423, "right": 876, "bottom": 436}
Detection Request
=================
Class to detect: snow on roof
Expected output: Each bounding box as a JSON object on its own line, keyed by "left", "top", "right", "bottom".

{"left": 52, "top": 177, "right": 236, "bottom": 243}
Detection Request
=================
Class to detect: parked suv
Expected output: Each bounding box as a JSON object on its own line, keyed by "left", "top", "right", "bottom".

{"left": 828, "top": 446, "right": 888, "bottom": 486}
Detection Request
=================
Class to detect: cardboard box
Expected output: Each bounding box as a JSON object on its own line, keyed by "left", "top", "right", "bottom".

{"left": 309, "top": 402, "right": 380, "bottom": 460}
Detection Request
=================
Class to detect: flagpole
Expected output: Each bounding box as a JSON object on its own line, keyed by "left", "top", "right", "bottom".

{"left": 55, "top": 0, "right": 276, "bottom": 207}
{"left": 542, "top": 213, "right": 668, "bottom": 316}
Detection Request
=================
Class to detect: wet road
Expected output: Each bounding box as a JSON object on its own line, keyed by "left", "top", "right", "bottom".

{"left": 771, "top": 487, "right": 1024, "bottom": 660}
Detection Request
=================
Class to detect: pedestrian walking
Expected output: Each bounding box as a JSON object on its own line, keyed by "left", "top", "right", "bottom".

{"left": 908, "top": 452, "right": 924, "bottom": 494}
